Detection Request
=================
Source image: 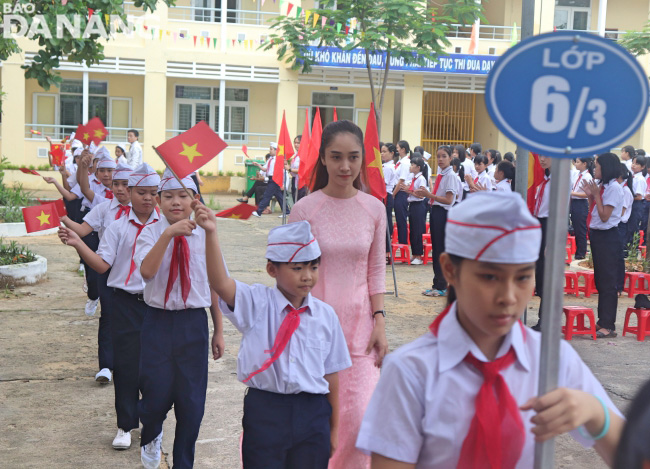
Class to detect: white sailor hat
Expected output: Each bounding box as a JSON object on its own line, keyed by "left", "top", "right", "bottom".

{"left": 423, "top": 151, "right": 432, "bottom": 161}
{"left": 113, "top": 162, "right": 133, "bottom": 180}
{"left": 266, "top": 221, "right": 321, "bottom": 263}
{"left": 270, "top": 142, "right": 278, "bottom": 149}
{"left": 96, "top": 155, "right": 117, "bottom": 170}
{"left": 446, "top": 192, "right": 541, "bottom": 263}
{"left": 73, "top": 147, "right": 84, "bottom": 157}
{"left": 116, "top": 142, "right": 127, "bottom": 153}
{"left": 158, "top": 168, "right": 197, "bottom": 193}
{"left": 93, "top": 146, "right": 110, "bottom": 160}
{"left": 129, "top": 163, "right": 161, "bottom": 187}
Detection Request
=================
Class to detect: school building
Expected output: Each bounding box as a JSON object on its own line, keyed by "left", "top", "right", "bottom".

{"left": 2, "top": 0, "right": 650, "bottom": 173}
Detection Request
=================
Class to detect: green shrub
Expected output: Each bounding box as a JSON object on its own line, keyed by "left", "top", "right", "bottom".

{"left": 218, "top": 171, "right": 224, "bottom": 177}
{"left": 37, "top": 164, "right": 51, "bottom": 171}
{"left": 198, "top": 170, "right": 205, "bottom": 176}
{"left": 226, "top": 171, "right": 235, "bottom": 177}
{"left": 0, "top": 238, "right": 36, "bottom": 266}
{"left": 0, "top": 207, "right": 24, "bottom": 223}
{"left": 206, "top": 172, "right": 214, "bottom": 177}
{"left": 236, "top": 171, "right": 245, "bottom": 178}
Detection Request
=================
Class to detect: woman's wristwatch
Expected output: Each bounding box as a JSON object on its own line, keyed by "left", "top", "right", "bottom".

{"left": 373, "top": 310, "right": 386, "bottom": 318}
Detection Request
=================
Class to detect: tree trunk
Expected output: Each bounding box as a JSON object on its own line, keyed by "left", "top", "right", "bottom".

{"left": 376, "top": 42, "right": 392, "bottom": 141}
{"left": 364, "top": 48, "right": 378, "bottom": 118}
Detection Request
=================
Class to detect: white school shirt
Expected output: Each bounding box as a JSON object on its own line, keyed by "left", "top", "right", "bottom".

{"left": 590, "top": 180, "right": 624, "bottom": 230}
{"left": 461, "top": 158, "right": 476, "bottom": 191}
{"left": 473, "top": 170, "right": 493, "bottom": 192}
{"left": 432, "top": 166, "right": 457, "bottom": 210}
{"left": 97, "top": 209, "right": 160, "bottom": 294}
{"left": 625, "top": 159, "right": 632, "bottom": 170}
{"left": 621, "top": 183, "right": 634, "bottom": 223}
{"left": 632, "top": 172, "right": 647, "bottom": 198}
{"left": 487, "top": 163, "right": 497, "bottom": 185}
{"left": 571, "top": 170, "right": 593, "bottom": 199}
{"left": 495, "top": 179, "right": 513, "bottom": 193}
{"left": 453, "top": 172, "right": 463, "bottom": 203}
{"left": 383, "top": 161, "right": 398, "bottom": 194}
{"left": 67, "top": 168, "right": 78, "bottom": 189}
{"left": 135, "top": 216, "right": 212, "bottom": 310}
{"left": 356, "top": 302, "right": 621, "bottom": 468}
{"left": 395, "top": 155, "right": 412, "bottom": 182}
{"left": 127, "top": 140, "right": 143, "bottom": 169}
{"left": 534, "top": 174, "right": 551, "bottom": 218}
{"left": 83, "top": 198, "right": 131, "bottom": 240}
{"left": 407, "top": 173, "right": 427, "bottom": 203}
{"left": 290, "top": 155, "right": 301, "bottom": 188}
{"left": 219, "top": 280, "right": 352, "bottom": 395}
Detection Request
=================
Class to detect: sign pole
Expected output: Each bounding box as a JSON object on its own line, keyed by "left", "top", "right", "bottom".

{"left": 386, "top": 224, "right": 399, "bottom": 297}
{"left": 534, "top": 157, "right": 572, "bottom": 468}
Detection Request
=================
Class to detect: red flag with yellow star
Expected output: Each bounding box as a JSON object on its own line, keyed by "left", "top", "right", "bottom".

{"left": 301, "top": 108, "right": 322, "bottom": 190}
{"left": 75, "top": 124, "right": 90, "bottom": 146}
{"left": 50, "top": 143, "right": 65, "bottom": 166}
{"left": 364, "top": 103, "right": 386, "bottom": 200}
{"left": 272, "top": 112, "right": 294, "bottom": 187}
{"left": 155, "top": 121, "right": 228, "bottom": 179}
{"left": 22, "top": 203, "right": 60, "bottom": 233}
{"left": 215, "top": 203, "right": 257, "bottom": 220}
{"left": 84, "top": 117, "right": 109, "bottom": 145}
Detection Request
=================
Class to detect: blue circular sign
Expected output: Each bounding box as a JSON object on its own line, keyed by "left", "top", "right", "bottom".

{"left": 485, "top": 31, "right": 650, "bottom": 158}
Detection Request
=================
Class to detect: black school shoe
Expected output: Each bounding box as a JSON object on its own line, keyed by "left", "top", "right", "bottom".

{"left": 635, "top": 294, "right": 650, "bottom": 309}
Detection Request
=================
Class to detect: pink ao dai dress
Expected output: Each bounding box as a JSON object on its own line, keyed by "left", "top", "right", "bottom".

{"left": 290, "top": 189, "right": 386, "bottom": 469}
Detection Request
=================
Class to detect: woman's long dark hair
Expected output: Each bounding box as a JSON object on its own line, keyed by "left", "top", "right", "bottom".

{"left": 497, "top": 160, "right": 516, "bottom": 191}
{"left": 620, "top": 163, "right": 635, "bottom": 196}
{"left": 397, "top": 140, "right": 412, "bottom": 157}
{"left": 455, "top": 144, "right": 467, "bottom": 162}
{"left": 451, "top": 157, "right": 465, "bottom": 182}
{"left": 598, "top": 153, "right": 621, "bottom": 185}
{"left": 311, "top": 120, "right": 367, "bottom": 193}
{"left": 614, "top": 379, "right": 650, "bottom": 469}
{"left": 576, "top": 156, "right": 595, "bottom": 178}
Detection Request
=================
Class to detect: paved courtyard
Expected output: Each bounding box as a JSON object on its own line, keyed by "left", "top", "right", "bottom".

{"left": 0, "top": 193, "right": 647, "bottom": 468}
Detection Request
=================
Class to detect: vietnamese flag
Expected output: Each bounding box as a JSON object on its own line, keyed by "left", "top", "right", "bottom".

{"left": 527, "top": 152, "right": 545, "bottom": 214}
{"left": 22, "top": 204, "right": 60, "bottom": 233}
{"left": 333, "top": 107, "right": 338, "bottom": 122}
{"left": 242, "top": 145, "right": 249, "bottom": 158}
{"left": 272, "top": 111, "right": 294, "bottom": 187}
{"left": 364, "top": 103, "right": 386, "bottom": 200}
{"left": 301, "top": 108, "right": 322, "bottom": 190}
{"left": 75, "top": 124, "right": 91, "bottom": 146}
{"left": 295, "top": 108, "right": 311, "bottom": 172}
{"left": 215, "top": 203, "right": 257, "bottom": 219}
{"left": 155, "top": 121, "right": 228, "bottom": 179}
{"left": 19, "top": 168, "right": 40, "bottom": 176}
{"left": 84, "top": 117, "right": 109, "bottom": 145}
{"left": 50, "top": 143, "right": 65, "bottom": 166}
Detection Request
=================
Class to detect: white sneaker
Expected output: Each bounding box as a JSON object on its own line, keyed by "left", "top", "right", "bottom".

{"left": 141, "top": 431, "right": 163, "bottom": 469}
{"left": 252, "top": 212, "right": 261, "bottom": 217}
{"left": 112, "top": 428, "right": 131, "bottom": 450}
{"left": 95, "top": 368, "right": 111, "bottom": 384}
{"left": 85, "top": 298, "right": 99, "bottom": 316}
{"left": 411, "top": 258, "right": 424, "bottom": 265}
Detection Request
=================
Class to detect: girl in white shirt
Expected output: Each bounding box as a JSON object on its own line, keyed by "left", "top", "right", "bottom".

{"left": 582, "top": 153, "right": 625, "bottom": 339}
{"left": 406, "top": 155, "right": 428, "bottom": 265}
{"left": 466, "top": 155, "right": 493, "bottom": 192}
{"left": 495, "top": 160, "right": 515, "bottom": 192}
{"left": 486, "top": 149, "right": 501, "bottom": 187}
{"left": 570, "top": 156, "right": 594, "bottom": 260}
{"left": 616, "top": 164, "right": 634, "bottom": 294}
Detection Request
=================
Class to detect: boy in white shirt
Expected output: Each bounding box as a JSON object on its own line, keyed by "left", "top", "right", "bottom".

{"left": 627, "top": 154, "right": 648, "bottom": 247}
{"left": 194, "top": 210, "right": 352, "bottom": 469}
{"left": 135, "top": 170, "right": 224, "bottom": 469}
{"left": 126, "top": 129, "right": 143, "bottom": 169}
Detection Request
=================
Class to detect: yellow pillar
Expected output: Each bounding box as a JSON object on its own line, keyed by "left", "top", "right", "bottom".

{"left": 400, "top": 74, "right": 423, "bottom": 147}
{"left": 276, "top": 68, "right": 299, "bottom": 138}
{"left": 143, "top": 59, "right": 167, "bottom": 169}
{"left": 1, "top": 54, "right": 26, "bottom": 165}
{"left": 535, "top": 0, "right": 555, "bottom": 35}
{"left": 496, "top": 130, "right": 517, "bottom": 156}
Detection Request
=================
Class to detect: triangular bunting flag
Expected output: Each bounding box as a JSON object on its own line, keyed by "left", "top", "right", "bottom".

{"left": 313, "top": 13, "right": 320, "bottom": 27}
{"left": 296, "top": 6, "right": 302, "bottom": 18}
{"left": 193, "top": 35, "right": 197, "bottom": 46}
{"left": 305, "top": 10, "right": 311, "bottom": 25}
{"left": 286, "top": 2, "right": 293, "bottom": 16}
{"left": 336, "top": 23, "right": 342, "bottom": 33}
{"left": 321, "top": 16, "right": 327, "bottom": 27}
{"left": 213, "top": 38, "right": 217, "bottom": 48}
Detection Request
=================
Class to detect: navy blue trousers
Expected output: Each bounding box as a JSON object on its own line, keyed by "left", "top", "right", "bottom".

{"left": 570, "top": 199, "right": 589, "bottom": 258}
{"left": 536, "top": 217, "right": 548, "bottom": 321}
{"left": 256, "top": 180, "right": 290, "bottom": 215}
{"left": 409, "top": 201, "right": 427, "bottom": 256}
{"left": 641, "top": 200, "right": 650, "bottom": 246}
{"left": 97, "top": 270, "right": 114, "bottom": 371}
{"left": 385, "top": 193, "right": 394, "bottom": 253}
{"left": 112, "top": 288, "right": 147, "bottom": 432}
{"left": 627, "top": 200, "right": 645, "bottom": 247}
{"left": 590, "top": 227, "right": 620, "bottom": 331}
{"left": 430, "top": 205, "right": 448, "bottom": 291}
{"left": 242, "top": 388, "right": 331, "bottom": 469}
{"left": 81, "top": 227, "right": 100, "bottom": 301}
{"left": 139, "top": 307, "right": 209, "bottom": 469}
{"left": 617, "top": 223, "right": 628, "bottom": 292}
{"left": 394, "top": 191, "right": 409, "bottom": 245}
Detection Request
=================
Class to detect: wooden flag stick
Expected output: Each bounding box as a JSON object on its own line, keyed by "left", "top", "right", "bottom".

{"left": 151, "top": 145, "right": 196, "bottom": 199}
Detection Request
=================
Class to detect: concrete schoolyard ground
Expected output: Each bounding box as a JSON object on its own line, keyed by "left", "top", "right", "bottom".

{"left": 0, "top": 193, "right": 647, "bottom": 468}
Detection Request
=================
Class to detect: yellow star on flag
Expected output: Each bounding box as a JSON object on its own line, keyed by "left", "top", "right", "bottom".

{"left": 83, "top": 132, "right": 90, "bottom": 141}
{"left": 93, "top": 129, "right": 106, "bottom": 138}
{"left": 230, "top": 214, "right": 242, "bottom": 219}
{"left": 367, "top": 147, "right": 384, "bottom": 178}
{"left": 179, "top": 142, "right": 202, "bottom": 163}
{"left": 36, "top": 210, "right": 51, "bottom": 226}
{"left": 277, "top": 145, "right": 285, "bottom": 158}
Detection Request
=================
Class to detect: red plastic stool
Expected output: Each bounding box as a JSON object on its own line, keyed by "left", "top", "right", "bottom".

{"left": 576, "top": 271, "right": 598, "bottom": 297}
{"left": 565, "top": 246, "right": 573, "bottom": 264}
{"left": 423, "top": 243, "right": 433, "bottom": 265}
{"left": 566, "top": 236, "right": 576, "bottom": 255}
{"left": 623, "top": 308, "right": 650, "bottom": 341}
{"left": 564, "top": 272, "right": 579, "bottom": 297}
{"left": 426, "top": 222, "right": 430, "bottom": 233}
{"left": 391, "top": 243, "right": 411, "bottom": 264}
{"left": 641, "top": 230, "right": 645, "bottom": 246}
{"left": 640, "top": 246, "right": 647, "bottom": 258}
{"left": 423, "top": 233, "right": 431, "bottom": 244}
{"left": 562, "top": 306, "right": 597, "bottom": 340}
{"left": 624, "top": 272, "right": 650, "bottom": 298}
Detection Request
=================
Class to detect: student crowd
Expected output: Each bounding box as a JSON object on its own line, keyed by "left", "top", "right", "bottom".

{"left": 39, "top": 121, "right": 650, "bottom": 469}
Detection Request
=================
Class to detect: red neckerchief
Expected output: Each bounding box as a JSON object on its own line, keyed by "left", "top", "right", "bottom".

{"left": 115, "top": 204, "right": 130, "bottom": 220}
{"left": 534, "top": 176, "right": 549, "bottom": 217}
{"left": 573, "top": 172, "right": 583, "bottom": 192}
{"left": 124, "top": 218, "right": 158, "bottom": 286}
{"left": 243, "top": 304, "right": 309, "bottom": 383}
{"left": 104, "top": 188, "right": 114, "bottom": 199}
{"left": 164, "top": 236, "right": 191, "bottom": 308}
{"left": 429, "top": 305, "right": 525, "bottom": 469}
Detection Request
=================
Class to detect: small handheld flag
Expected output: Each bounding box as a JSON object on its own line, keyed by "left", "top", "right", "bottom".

{"left": 155, "top": 121, "right": 228, "bottom": 179}
{"left": 50, "top": 143, "right": 65, "bottom": 166}
{"left": 75, "top": 124, "right": 90, "bottom": 146}
{"left": 30, "top": 129, "right": 42, "bottom": 135}
{"left": 19, "top": 168, "right": 40, "bottom": 176}
{"left": 272, "top": 112, "right": 294, "bottom": 187}
{"left": 22, "top": 204, "right": 61, "bottom": 233}
{"left": 215, "top": 203, "right": 257, "bottom": 220}
{"left": 84, "top": 117, "right": 109, "bottom": 145}
{"left": 363, "top": 103, "right": 386, "bottom": 200}
{"left": 242, "top": 145, "right": 249, "bottom": 158}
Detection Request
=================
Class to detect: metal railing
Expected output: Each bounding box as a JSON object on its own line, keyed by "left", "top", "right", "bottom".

{"left": 26, "top": 124, "right": 143, "bottom": 144}
{"left": 168, "top": 6, "right": 277, "bottom": 26}
{"left": 446, "top": 24, "right": 520, "bottom": 41}
{"left": 123, "top": 1, "right": 144, "bottom": 17}
{"left": 166, "top": 129, "right": 275, "bottom": 148}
